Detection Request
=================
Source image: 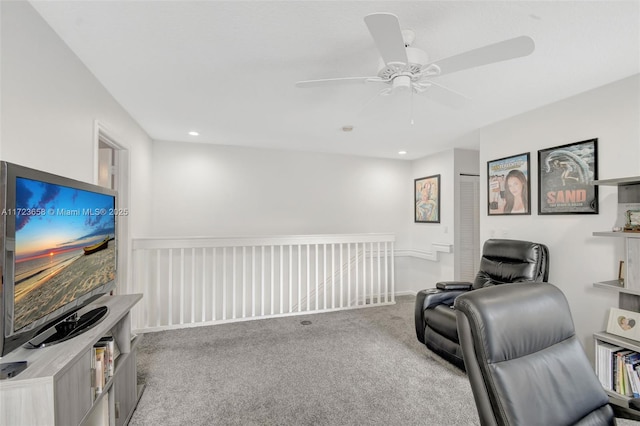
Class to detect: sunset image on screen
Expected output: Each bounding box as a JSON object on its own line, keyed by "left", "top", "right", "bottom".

{"left": 13, "top": 177, "right": 116, "bottom": 331}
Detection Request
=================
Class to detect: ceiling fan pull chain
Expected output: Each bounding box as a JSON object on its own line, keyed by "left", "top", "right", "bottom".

{"left": 410, "top": 87, "right": 415, "bottom": 125}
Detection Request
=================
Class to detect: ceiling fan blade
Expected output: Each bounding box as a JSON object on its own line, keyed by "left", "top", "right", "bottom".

{"left": 295, "top": 77, "right": 384, "bottom": 88}
{"left": 364, "top": 13, "right": 409, "bottom": 65}
{"left": 416, "top": 80, "right": 471, "bottom": 109}
{"left": 423, "top": 36, "right": 535, "bottom": 76}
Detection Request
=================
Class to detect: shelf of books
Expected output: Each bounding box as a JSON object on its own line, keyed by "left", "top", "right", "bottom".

{"left": 92, "top": 335, "right": 116, "bottom": 401}
{"left": 594, "top": 331, "right": 640, "bottom": 406}
{"left": 86, "top": 333, "right": 143, "bottom": 426}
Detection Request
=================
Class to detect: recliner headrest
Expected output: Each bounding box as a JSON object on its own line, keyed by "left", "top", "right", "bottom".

{"left": 454, "top": 282, "right": 574, "bottom": 363}
{"left": 473, "top": 239, "right": 549, "bottom": 289}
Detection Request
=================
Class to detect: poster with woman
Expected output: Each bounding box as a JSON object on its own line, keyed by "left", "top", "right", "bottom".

{"left": 487, "top": 153, "right": 531, "bottom": 215}
{"left": 415, "top": 175, "right": 440, "bottom": 223}
{"left": 538, "top": 139, "right": 598, "bottom": 214}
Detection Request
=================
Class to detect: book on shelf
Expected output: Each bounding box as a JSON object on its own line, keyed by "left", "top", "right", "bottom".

{"left": 90, "top": 335, "right": 119, "bottom": 400}
{"left": 98, "top": 335, "right": 116, "bottom": 377}
{"left": 615, "top": 350, "right": 634, "bottom": 395}
{"left": 95, "top": 347, "right": 105, "bottom": 396}
{"left": 625, "top": 352, "right": 640, "bottom": 397}
{"left": 595, "top": 341, "right": 640, "bottom": 397}
{"left": 596, "top": 341, "right": 622, "bottom": 391}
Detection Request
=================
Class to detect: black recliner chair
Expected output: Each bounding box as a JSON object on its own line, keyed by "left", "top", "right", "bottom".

{"left": 455, "top": 282, "right": 621, "bottom": 425}
{"left": 414, "top": 239, "right": 549, "bottom": 369}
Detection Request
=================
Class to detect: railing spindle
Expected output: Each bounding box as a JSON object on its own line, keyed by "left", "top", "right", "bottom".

{"left": 168, "top": 249, "right": 173, "bottom": 326}
{"left": 156, "top": 250, "right": 161, "bottom": 327}
{"left": 347, "top": 243, "right": 351, "bottom": 308}
{"left": 222, "top": 247, "right": 227, "bottom": 320}
{"left": 355, "top": 243, "right": 359, "bottom": 306}
{"left": 212, "top": 248, "right": 217, "bottom": 321}
{"left": 281, "top": 245, "right": 285, "bottom": 314}
{"left": 251, "top": 246, "right": 256, "bottom": 318}
{"left": 202, "top": 248, "right": 206, "bottom": 321}
{"left": 306, "top": 244, "right": 310, "bottom": 312}
{"left": 297, "top": 244, "right": 302, "bottom": 312}
{"left": 289, "top": 245, "right": 293, "bottom": 313}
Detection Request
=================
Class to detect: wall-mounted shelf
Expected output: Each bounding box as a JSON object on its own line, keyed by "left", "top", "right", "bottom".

{"left": 593, "top": 176, "right": 640, "bottom": 186}
{"left": 592, "top": 176, "right": 640, "bottom": 413}
{"left": 593, "top": 280, "right": 640, "bottom": 296}
{"left": 593, "top": 231, "right": 640, "bottom": 239}
{"left": 593, "top": 176, "right": 640, "bottom": 204}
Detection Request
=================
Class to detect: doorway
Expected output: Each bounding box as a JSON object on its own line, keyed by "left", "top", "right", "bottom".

{"left": 95, "top": 121, "right": 130, "bottom": 295}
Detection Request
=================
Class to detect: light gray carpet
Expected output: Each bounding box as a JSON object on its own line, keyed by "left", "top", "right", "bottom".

{"left": 129, "top": 295, "right": 640, "bottom": 425}
{"left": 129, "top": 295, "right": 478, "bottom": 425}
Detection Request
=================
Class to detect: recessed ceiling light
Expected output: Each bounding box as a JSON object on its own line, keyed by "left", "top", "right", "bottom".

{"left": 398, "top": 150, "right": 407, "bottom": 155}
{"left": 188, "top": 131, "right": 199, "bottom": 136}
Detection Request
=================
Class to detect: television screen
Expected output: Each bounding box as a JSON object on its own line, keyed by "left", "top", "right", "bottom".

{"left": 0, "top": 161, "right": 118, "bottom": 357}
{"left": 13, "top": 177, "right": 116, "bottom": 332}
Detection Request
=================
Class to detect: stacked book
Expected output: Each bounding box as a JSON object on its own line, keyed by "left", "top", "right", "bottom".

{"left": 90, "top": 335, "right": 119, "bottom": 400}
{"left": 596, "top": 341, "right": 640, "bottom": 397}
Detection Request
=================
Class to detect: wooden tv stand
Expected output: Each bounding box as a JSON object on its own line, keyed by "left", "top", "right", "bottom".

{"left": 0, "top": 294, "right": 143, "bottom": 425}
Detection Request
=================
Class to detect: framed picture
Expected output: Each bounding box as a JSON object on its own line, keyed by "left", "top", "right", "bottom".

{"left": 607, "top": 307, "right": 640, "bottom": 341}
{"left": 538, "top": 138, "right": 598, "bottom": 215}
{"left": 487, "top": 153, "right": 531, "bottom": 215}
{"left": 415, "top": 175, "right": 440, "bottom": 223}
{"left": 625, "top": 210, "right": 640, "bottom": 231}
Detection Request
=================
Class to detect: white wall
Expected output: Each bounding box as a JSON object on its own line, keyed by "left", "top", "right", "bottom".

{"left": 150, "top": 140, "right": 412, "bottom": 240}
{"left": 0, "top": 1, "right": 154, "bottom": 297}
{"left": 149, "top": 141, "right": 478, "bottom": 293}
{"left": 407, "top": 150, "right": 455, "bottom": 292}
{"left": 411, "top": 150, "right": 454, "bottom": 250}
{"left": 479, "top": 74, "right": 640, "bottom": 356}
{"left": 0, "top": 1, "right": 153, "bottom": 238}
{"left": 402, "top": 149, "right": 480, "bottom": 294}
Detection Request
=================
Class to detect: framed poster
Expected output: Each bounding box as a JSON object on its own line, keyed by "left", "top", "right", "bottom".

{"left": 538, "top": 138, "right": 598, "bottom": 215}
{"left": 487, "top": 153, "right": 531, "bottom": 215}
{"left": 415, "top": 175, "right": 440, "bottom": 223}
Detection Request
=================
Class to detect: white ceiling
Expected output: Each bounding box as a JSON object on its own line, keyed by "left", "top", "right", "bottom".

{"left": 31, "top": 1, "right": 640, "bottom": 160}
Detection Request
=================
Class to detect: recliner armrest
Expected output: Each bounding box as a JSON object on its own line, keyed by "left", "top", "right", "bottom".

{"left": 422, "top": 288, "right": 470, "bottom": 309}
{"left": 436, "top": 281, "right": 473, "bottom": 291}
{"left": 414, "top": 288, "right": 471, "bottom": 344}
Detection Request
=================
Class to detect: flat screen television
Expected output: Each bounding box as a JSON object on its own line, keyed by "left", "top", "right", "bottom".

{"left": 0, "top": 161, "right": 117, "bottom": 358}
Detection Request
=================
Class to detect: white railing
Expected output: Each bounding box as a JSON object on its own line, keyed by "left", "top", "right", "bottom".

{"left": 130, "top": 234, "right": 395, "bottom": 332}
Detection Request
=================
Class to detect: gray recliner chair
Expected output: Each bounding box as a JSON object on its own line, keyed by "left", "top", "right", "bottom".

{"left": 455, "top": 282, "right": 615, "bottom": 425}
{"left": 414, "top": 239, "right": 549, "bottom": 369}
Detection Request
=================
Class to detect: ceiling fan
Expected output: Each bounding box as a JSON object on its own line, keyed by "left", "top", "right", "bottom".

{"left": 295, "top": 13, "right": 535, "bottom": 107}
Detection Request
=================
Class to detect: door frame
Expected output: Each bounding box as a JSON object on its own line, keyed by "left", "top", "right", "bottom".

{"left": 94, "top": 120, "right": 131, "bottom": 295}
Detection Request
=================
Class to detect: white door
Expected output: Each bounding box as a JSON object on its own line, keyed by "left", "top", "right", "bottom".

{"left": 458, "top": 175, "right": 480, "bottom": 282}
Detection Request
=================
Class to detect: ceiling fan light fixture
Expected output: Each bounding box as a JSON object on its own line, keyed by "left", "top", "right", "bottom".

{"left": 393, "top": 75, "right": 412, "bottom": 91}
